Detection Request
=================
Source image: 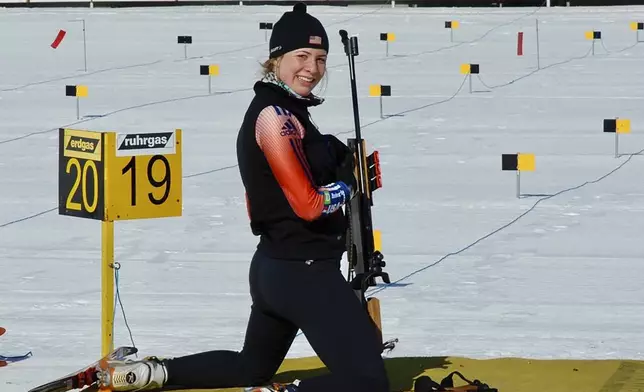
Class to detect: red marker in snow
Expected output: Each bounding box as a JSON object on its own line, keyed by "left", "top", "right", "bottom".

{"left": 51, "top": 29, "right": 67, "bottom": 49}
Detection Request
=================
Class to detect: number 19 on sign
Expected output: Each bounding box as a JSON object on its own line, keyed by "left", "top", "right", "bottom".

{"left": 121, "top": 155, "right": 171, "bottom": 206}
{"left": 105, "top": 131, "right": 182, "bottom": 221}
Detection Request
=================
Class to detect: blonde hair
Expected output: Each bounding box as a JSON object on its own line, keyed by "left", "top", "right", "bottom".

{"left": 261, "top": 58, "right": 279, "bottom": 77}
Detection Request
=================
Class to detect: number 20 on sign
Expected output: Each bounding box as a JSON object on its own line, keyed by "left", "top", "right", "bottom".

{"left": 58, "top": 127, "right": 182, "bottom": 357}
{"left": 59, "top": 129, "right": 105, "bottom": 219}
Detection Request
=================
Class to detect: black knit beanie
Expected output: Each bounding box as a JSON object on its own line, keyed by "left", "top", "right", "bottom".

{"left": 269, "top": 2, "right": 329, "bottom": 59}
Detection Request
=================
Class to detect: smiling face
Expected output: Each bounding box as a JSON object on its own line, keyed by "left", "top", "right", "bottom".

{"left": 275, "top": 48, "right": 327, "bottom": 96}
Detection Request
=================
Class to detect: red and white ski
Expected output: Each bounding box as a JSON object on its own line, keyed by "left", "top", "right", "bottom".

{"left": 28, "top": 346, "right": 138, "bottom": 392}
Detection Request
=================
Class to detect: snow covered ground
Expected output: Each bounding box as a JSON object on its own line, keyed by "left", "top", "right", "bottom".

{"left": 1, "top": 3, "right": 644, "bottom": 391}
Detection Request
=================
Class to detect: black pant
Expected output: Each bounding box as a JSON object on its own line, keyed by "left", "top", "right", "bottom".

{"left": 164, "top": 250, "right": 389, "bottom": 392}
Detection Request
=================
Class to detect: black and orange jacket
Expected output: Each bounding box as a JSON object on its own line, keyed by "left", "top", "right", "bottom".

{"left": 236, "top": 80, "right": 348, "bottom": 261}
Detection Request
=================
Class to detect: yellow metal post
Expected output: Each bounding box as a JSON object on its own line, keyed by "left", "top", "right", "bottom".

{"left": 101, "top": 220, "right": 115, "bottom": 357}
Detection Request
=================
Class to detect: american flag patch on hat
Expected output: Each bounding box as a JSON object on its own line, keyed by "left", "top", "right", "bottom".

{"left": 309, "top": 36, "right": 322, "bottom": 44}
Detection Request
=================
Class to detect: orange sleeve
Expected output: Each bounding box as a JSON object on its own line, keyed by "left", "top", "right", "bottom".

{"left": 255, "top": 105, "right": 326, "bottom": 221}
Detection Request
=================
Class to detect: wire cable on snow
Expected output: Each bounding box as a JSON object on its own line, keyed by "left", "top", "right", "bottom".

{"left": 475, "top": 44, "right": 594, "bottom": 91}
{"left": 476, "top": 40, "right": 641, "bottom": 91}
{"left": 598, "top": 39, "right": 641, "bottom": 55}
{"left": 367, "top": 146, "right": 644, "bottom": 297}
{"left": 0, "top": 207, "right": 58, "bottom": 229}
{"left": 334, "top": 74, "right": 470, "bottom": 137}
{"left": 0, "top": 88, "right": 253, "bottom": 145}
{"left": 111, "top": 262, "right": 138, "bottom": 356}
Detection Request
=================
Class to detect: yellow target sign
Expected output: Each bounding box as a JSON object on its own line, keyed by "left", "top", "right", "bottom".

{"left": 58, "top": 128, "right": 182, "bottom": 221}
{"left": 104, "top": 131, "right": 182, "bottom": 221}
